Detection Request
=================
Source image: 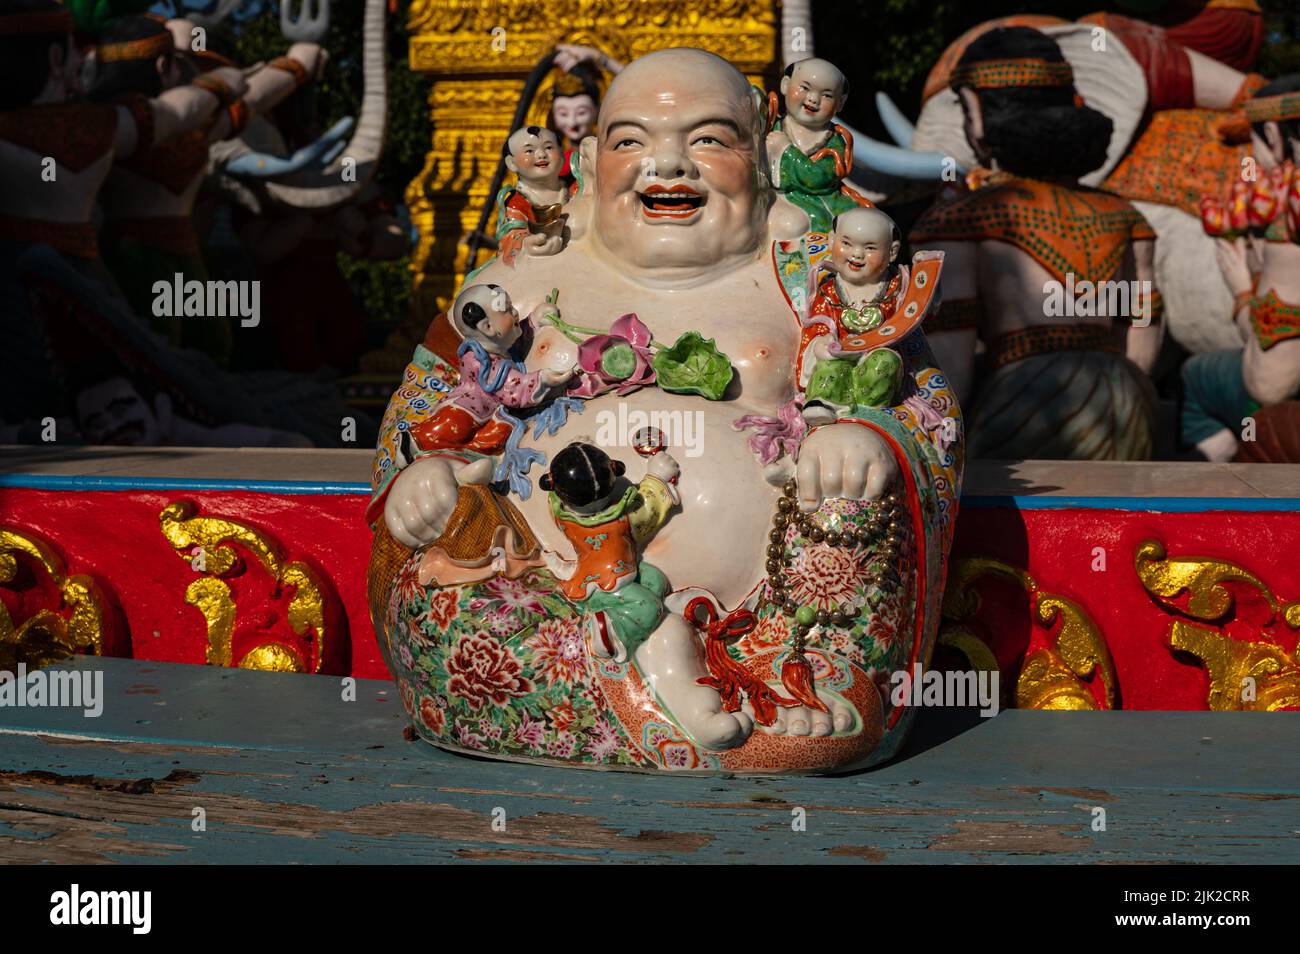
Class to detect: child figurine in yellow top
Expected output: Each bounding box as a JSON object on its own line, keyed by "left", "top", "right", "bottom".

{"left": 540, "top": 442, "right": 679, "bottom": 661}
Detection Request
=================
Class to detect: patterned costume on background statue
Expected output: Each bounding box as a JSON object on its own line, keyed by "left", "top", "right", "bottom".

{"left": 911, "top": 171, "right": 1160, "bottom": 459}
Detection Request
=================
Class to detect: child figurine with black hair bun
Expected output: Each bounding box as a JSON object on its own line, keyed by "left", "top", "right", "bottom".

{"left": 407, "top": 283, "right": 575, "bottom": 457}
{"left": 539, "top": 441, "right": 680, "bottom": 661}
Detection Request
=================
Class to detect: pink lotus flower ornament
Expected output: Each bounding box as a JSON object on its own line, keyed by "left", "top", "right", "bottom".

{"left": 570, "top": 313, "right": 657, "bottom": 397}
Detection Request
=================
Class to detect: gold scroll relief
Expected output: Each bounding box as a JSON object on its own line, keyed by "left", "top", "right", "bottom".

{"left": 159, "top": 501, "right": 327, "bottom": 673}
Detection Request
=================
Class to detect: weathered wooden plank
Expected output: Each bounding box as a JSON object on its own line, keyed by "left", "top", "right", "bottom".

{"left": 0, "top": 659, "right": 1296, "bottom": 864}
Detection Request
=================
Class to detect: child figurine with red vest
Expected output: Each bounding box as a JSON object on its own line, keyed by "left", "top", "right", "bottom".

{"left": 801, "top": 207, "right": 908, "bottom": 423}
{"left": 540, "top": 442, "right": 680, "bottom": 662}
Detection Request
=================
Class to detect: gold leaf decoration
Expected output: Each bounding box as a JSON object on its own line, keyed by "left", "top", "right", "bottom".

{"left": 160, "top": 501, "right": 329, "bottom": 673}
{"left": 939, "top": 556, "right": 1115, "bottom": 710}
{"left": 1134, "top": 539, "right": 1277, "bottom": 622}
{"left": 0, "top": 528, "right": 107, "bottom": 670}
{"left": 1137, "top": 539, "right": 1300, "bottom": 711}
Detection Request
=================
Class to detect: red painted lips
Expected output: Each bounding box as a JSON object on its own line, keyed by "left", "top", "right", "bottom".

{"left": 638, "top": 184, "right": 705, "bottom": 218}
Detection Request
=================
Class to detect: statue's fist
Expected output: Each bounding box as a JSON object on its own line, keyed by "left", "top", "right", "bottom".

{"left": 523, "top": 231, "right": 565, "bottom": 257}
{"left": 645, "top": 452, "right": 680, "bottom": 483}
{"left": 796, "top": 422, "right": 898, "bottom": 513}
{"left": 288, "top": 42, "right": 327, "bottom": 80}
{"left": 384, "top": 455, "right": 462, "bottom": 549}
{"left": 210, "top": 67, "right": 249, "bottom": 99}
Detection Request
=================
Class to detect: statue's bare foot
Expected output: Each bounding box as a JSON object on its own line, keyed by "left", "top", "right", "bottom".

{"left": 634, "top": 615, "right": 754, "bottom": 751}
{"left": 749, "top": 687, "right": 856, "bottom": 737}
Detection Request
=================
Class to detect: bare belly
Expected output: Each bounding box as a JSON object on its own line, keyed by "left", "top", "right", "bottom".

{"left": 517, "top": 386, "right": 776, "bottom": 608}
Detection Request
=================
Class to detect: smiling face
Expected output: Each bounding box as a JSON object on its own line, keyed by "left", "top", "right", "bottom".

{"left": 780, "top": 58, "right": 846, "bottom": 130}
{"left": 552, "top": 93, "right": 597, "bottom": 144}
{"left": 505, "top": 126, "right": 563, "bottom": 186}
{"left": 591, "top": 48, "right": 767, "bottom": 273}
{"left": 830, "top": 207, "right": 900, "bottom": 287}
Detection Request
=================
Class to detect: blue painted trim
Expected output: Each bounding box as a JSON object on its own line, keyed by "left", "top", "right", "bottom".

{"left": 5, "top": 473, "right": 1300, "bottom": 512}
{"left": 962, "top": 495, "right": 1300, "bottom": 512}
{"left": 0, "top": 473, "right": 371, "bottom": 496}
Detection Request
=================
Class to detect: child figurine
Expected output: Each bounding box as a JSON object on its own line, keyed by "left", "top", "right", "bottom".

{"left": 408, "top": 284, "right": 574, "bottom": 456}
{"left": 802, "top": 207, "right": 906, "bottom": 423}
{"left": 496, "top": 125, "right": 571, "bottom": 263}
{"left": 765, "top": 58, "right": 871, "bottom": 234}
{"left": 540, "top": 442, "right": 680, "bottom": 662}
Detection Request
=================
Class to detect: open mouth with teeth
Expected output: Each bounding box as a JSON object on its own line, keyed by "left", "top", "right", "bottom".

{"left": 639, "top": 185, "right": 705, "bottom": 219}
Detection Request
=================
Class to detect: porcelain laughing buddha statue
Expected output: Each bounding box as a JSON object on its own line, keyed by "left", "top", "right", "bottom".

{"left": 367, "top": 49, "right": 963, "bottom": 774}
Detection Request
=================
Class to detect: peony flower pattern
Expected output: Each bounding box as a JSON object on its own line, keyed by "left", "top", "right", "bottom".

{"left": 444, "top": 632, "right": 533, "bottom": 710}
{"left": 524, "top": 617, "right": 588, "bottom": 687}
{"left": 787, "top": 542, "right": 870, "bottom": 611}
{"left": 425, "top": 587, "right": 461, "bottom": 632}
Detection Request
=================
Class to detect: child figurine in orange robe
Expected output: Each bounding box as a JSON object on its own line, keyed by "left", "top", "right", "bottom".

{"left": 540, "top": 442, "right": 679, "bottom": 661}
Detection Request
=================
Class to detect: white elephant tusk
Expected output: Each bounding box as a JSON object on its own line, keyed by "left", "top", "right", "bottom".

{"left": 875, "top": 92, "right": 916, "bottom": 148}
{"left": 838, "top": 120, "right": 964, "bottom": 180}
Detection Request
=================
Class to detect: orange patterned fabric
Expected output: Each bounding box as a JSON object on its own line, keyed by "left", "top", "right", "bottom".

{"left": 0, "top": 102, "right": 116, "bottom": 173}
{"left": 1252, "top": 289, "right": 1300, "bottom": 350}
{"left": 922, "top": 15, "right": 1067, "bottom": 103}
{"left": 910, "top": 173, "right": 1153, "bottom": 287}
{"left": 97, "top": 32, "right": 171, "bottom": 63}
{"left": 1103, "top": 109, "right": 1247, "bottom": 217}
{"left": 949, "top": 58, "right": 1073, "bottom": 91}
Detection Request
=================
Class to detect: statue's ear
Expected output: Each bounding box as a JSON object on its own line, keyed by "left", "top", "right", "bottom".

{"left": 576, "top": 135, "right": 597, "bottom": 195}
{"left": 504, "top": 154, "right": 518, "bottom": 174}
{"left": 779, "top": 74, "right": 790, "bottom": 98}
{"left": 890, "top": 238, "right": 902, "bottom": 264}
{"left": 610, "top": 459, "right": 626, "bottom": 477}
{"left": 539, "top": 473, "right": 554, "bottom": 491}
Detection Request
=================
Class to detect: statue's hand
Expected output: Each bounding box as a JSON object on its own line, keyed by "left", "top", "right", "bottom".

{"left": 384, "top": 455, "right": 463, "bottom": 549}
{"left": 210, "top": 67, "right": 250, "bottom": 100}
{"left": 1214, "top": 237, "right": 1253, "bottom": 300}
{"left": 795, "top": 423, "right": 898, "bottom": 513}
{"left": 523, "top": 231, "right": 565, "bottom": 257}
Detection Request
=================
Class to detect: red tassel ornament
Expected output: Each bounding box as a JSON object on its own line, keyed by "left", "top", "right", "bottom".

{"left": 685, "top": 597, "right": 797, "bottom": 727}
{"left": 780, "top": 642, "right": 829, "bottom": 712}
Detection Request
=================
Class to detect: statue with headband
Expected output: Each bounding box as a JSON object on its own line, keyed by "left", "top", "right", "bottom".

{"left": 0, "top": 0, "right": 247, "bottom": 434}
{"left": 910, "top": 26, "right": 1162, "bottom": 461}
